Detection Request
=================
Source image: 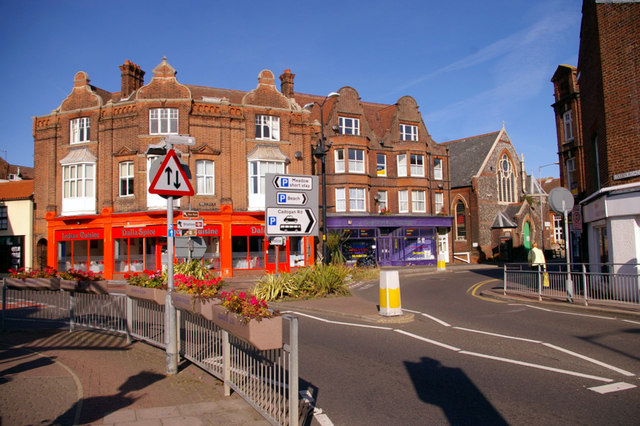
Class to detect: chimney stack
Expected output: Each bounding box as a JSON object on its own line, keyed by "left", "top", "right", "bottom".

{"left": 280, "top": 69, "right": 295, "bottom": 98}
{"left": 119, "top": 60, "right": 145, "bottom": 99}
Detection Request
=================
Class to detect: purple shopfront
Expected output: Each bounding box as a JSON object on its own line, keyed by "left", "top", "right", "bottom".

{"left": 326, "top": 215, "right": 453, "bottom": 267}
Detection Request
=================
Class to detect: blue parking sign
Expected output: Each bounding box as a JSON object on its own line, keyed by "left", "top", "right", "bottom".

{"left": 281, "top": 177, "right": 289, "bottom": 187}
{"left": 268, "top": 216, "right": 277, "bottom": 226}
{"left": 278, "top": 193, "right": 287, "bottom": 203}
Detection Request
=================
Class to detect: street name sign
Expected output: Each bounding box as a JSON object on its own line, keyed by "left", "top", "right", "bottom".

{"left": 182, "top": 210, "right": 199, "bottom": 218}
{"left": 177, "top": 219, "right": 204, "bottom": 230}
{"left": 149, "top": 149, "right": 194, "bottom": 196}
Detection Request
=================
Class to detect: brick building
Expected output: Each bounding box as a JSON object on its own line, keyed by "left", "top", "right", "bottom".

{"left": 551, "top": 0, "right": 640, "bottom": 269}
{"left": 443, "top": 127, "right": 540, "bottom": 262}
{"left": 32, "top": 58, "right": 452, "bottom": 278}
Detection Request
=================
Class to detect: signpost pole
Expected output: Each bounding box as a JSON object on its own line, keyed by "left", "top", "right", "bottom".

{"left": 563, "top": 202, "right": 574, "bottom": 302}
{"left": 165, "top": 194, "right": 178, "bottom": 374}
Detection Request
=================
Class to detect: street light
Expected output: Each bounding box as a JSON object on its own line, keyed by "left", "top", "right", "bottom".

{"left": 538, "top": 162, "right": 559, "bottom": 252}
{"left": 304, "top": 92, "right": 340, "bottom": 264}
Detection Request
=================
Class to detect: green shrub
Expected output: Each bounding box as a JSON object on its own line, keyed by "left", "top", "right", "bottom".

{"left": 173, "top": 260, "right": 215, "bottom": 280}
{"left": 253, "top": 263, "right": 351, "bottom": 301}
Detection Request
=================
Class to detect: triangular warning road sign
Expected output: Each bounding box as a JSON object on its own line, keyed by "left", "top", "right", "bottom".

{"left": 148, "top": 149, "right": 194, "bottom": 196}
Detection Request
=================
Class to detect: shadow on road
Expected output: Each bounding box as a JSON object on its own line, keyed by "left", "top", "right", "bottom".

{"left": 404, "top": 356, "right": 507, "bottom": 425}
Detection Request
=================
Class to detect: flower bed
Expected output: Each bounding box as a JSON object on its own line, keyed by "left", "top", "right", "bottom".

{"left": 124, "top": 269, "right": 167, "bottom": 304}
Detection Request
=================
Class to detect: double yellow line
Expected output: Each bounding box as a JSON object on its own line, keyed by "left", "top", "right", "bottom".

{"left": 467, "top": 279, "right": 503, "bottom": 303}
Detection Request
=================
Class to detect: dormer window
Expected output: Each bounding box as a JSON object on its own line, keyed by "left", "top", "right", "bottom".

{"left": 339, "top": 117, "right": 360, "bottom": 135}
{"left": 255, "top": 115, "right": 280, "bottom": 141}
{"left": 400, "top": 124, "right": 418, "bottom": 141}
{"left": 70, "top": 117, "right": 90, "bottom": 144}
{"left": 149, "top": 108, "right": 178, "bottom": 135}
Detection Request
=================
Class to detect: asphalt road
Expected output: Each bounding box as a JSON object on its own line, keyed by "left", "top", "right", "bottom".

{"left": 295, "top": 268, "right": 640, "bottom": 425}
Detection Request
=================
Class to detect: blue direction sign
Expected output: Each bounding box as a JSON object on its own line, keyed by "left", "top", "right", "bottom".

{"left": 277, "top": 192, "right": 308, "bottom": 206}
{"left": 273, "top": 175, "right": 313, "bottom": 190}
{"left": 265, "top": 174, "right": 319, "bottom": 236}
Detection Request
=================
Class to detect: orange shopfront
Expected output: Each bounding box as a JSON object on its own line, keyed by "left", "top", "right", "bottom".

{"left": 46, "top": 206, "right": 315, "bottom": 279}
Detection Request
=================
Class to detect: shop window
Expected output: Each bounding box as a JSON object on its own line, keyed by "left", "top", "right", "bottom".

{"left": 232, "top": 235, "right": 264, "bottom": 269}
{"left": 289, "top": 236, "right": 305, "bottom": 267}
{"left": 255, "top": 115, "right": 280, "bottom": 141}
{"left": 202, "top": 236, "right": 221, "bottom": 270}
{"left": 70, "top": 117, "right": 90, "bottom": 144}
{"left": 149, "top": 108, "right": 178, "bottom": 135}
{"left": 58, "top": 239, "right": 104, "bottom": 272}
{"left": 114, "top": 236, "right": 163, "bottom": 272}
{"left": 119, "top": 161, "right": 134, "bottom": 197}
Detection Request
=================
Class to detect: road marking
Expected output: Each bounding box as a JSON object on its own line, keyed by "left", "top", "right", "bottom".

{"left": 394, "top": 329, "right": 461, "bottom": 351}
{"left": 468, "top": 279, "right": 504, "bottom": 302}
{"left": 588, "top": 382, "right": 637, "bottom": 394}
{"left": 453, "top": 326, "right": 542, "bottom": 343}
{"left": 512, "top": 304, "right": 617, "bottom": 320}
{"left": 280, "top": 311, "right": 393, "bottom": 331}
{"left": 623, "top": 319, "right": 640, "bottom": 325}
{"left": 460, "top": 350, "right": 614, "bottom": 383}
{"left": 404, "top": 308, "right": 451, "bottom": 327}
{"left": 543, "top": 343, "right": 636, "bottom": 377}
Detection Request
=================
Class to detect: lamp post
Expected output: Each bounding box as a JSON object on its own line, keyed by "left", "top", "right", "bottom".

{"left": 538, "top": 162, "right": 559, "bottom": 252}
{"left": 305, "top": 92, "right": 340, "bottom": 264}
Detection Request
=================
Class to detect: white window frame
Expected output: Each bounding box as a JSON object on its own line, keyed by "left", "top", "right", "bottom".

{"left": 196, "top": 159, "right": 215, "bottom": 195}
{"left": 397, "top": 154, "right": 407, "bottom": 177}
{"left": 412, "top": 190, "right": 426, "bottom": 212}
{"left": 70, "top": 117, "right": 90, "bottom": 144}
{"left": 398, "top": 190, "right": 409, "bottom": 213}
{"left": 377, "top": 191, "right": 388, "bottom": 213}
{"left": 563, "top": 110, "right": 574, "bottom": 142}
{"left": 410, "top": 154, "right": 425, "bottom": 177}
{"left": 335, "top": 188, "right": 346, "bottom": 212}
{"left": 62, "top": 163, "right": 96, "bottom": 215}
{"left": 348, "top": 148, "right": 365, "bottom": 173}
{"left": 248, "top": 160, "right": 285, "bottom": 210}
{"left": 376, "top": 154, "right": 386, "bottom": 176}
{"left": 339, "top": 117, "right": 360, "bottom": 135}
{"left": 433, "top": 158, "right": 443, "bottom": 180}
{"left": 334, "top": 149, "right": 345, "bottom": 173}
{"left": 553, "top": 215, "right": 564, "bottom": 243}
{"left": 400, "top": 124, "right": 418, "bottom": 141}
{"left": 149, "top": 108, "right": 178, "bottom": 135}
{"left": 119, "top": 161, "right": 134, "bottom": 197}
{"left": 434, "top": 192, "right": 444, "bottom": 213}
{"left": 566, "top": 156, "right": 576, "bottom": 193}
{"left": 349, "top": 187, "right": 366, "bottom": 212}
{"left": 255, "top": 115, "right": 280, "bottom": 141}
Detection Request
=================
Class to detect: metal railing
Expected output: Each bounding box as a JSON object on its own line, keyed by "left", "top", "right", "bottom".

{"left": 1, "top": 281, "right": 299, "bottom": 426}
{"left": 504, "top": 263, "right": 640, "bottom": 306}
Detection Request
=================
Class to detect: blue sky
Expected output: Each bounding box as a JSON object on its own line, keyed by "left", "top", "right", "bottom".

{"left": 0, "top": 0, "right": 581, "bottom": 178}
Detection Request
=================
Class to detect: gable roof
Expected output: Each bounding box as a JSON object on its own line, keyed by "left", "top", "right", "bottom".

{"left": 0, "top": 180, "right": 34, "bottom": 201}
{"left": 442, "top": 131, "right": 500, "bottom": 188}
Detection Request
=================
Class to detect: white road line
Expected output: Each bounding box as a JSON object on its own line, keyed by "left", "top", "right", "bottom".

{"left": 543, "top": 343, "right": 636, "bottom": 377}
{"left": 281, "top": 311, "right": 393, "bottom": 331}
{"left": 453, "top": 326, "right": 542, "bottom": 343}
{"left": 394, "top": 329, "right": 461, "bottom": 351}
{"left": 588, "top": 382, "right": 637, "bottom": 394}
{"left": 404, "top": 308, "right": 452, "bottom": 327}
{"left": 623, "top": 319, "right": 640, "bottom": 325}
{"left": 460, "top": 350, "right": 614, "bottom": 383}
{"left": 512, "top": 304, "right": 617, "bottom": 320}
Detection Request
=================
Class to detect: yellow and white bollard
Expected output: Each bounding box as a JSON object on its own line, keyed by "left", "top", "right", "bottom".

{"left": 379, "top": 270, "right": 402, "bottom": 316}
{"left": 437, "top": 252, "right": 446, "bottom": 271}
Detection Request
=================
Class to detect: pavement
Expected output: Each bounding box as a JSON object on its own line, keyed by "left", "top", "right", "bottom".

{"left": 2, "top": 263, "right": 638, "bottom": 425}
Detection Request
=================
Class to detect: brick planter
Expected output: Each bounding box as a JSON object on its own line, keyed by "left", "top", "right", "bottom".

{"left": 5, "top": 278, "right": 60, "bottom": 290}
{"left": 125, "top": 285, "right": 167, "bottom": 305}
{"left": 203, "top": 303, "right": 283, "bottom": 350}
